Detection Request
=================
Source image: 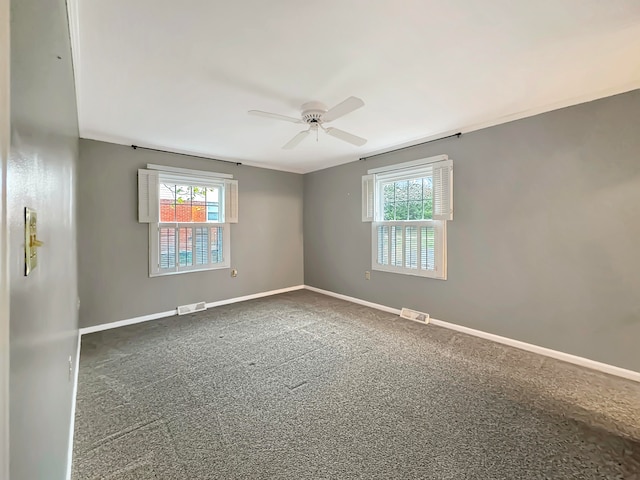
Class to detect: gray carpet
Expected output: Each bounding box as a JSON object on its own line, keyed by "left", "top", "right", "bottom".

{"left": 73, "top": 290, "right": 640, "bottom": 479}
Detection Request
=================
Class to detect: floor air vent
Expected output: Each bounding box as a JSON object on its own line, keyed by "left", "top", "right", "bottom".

{"left": 400, "top": 307, "right": 430, "bottom": 324}
{"left": 177, "top": 301, "right": 207, "bottom": 316}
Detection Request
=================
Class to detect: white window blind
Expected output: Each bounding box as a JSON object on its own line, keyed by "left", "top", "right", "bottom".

{"left": 433, "top": 160, "right": 453, "bottom": 220}
{"left": 138, "top": 169, "right": 159, "bottom": 223}
{"left": 372, "top": 221, "right": 445, "bottom": 278}
{"left": 225, "top": 179, "right": 238, "bottom": 224}
{"left": 362, "top": 174, "right": 374, "bottom": 222}
{"left": 151, "top": 223, "right": 230, "bottom": 275}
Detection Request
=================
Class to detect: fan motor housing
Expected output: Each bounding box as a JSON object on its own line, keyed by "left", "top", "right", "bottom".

{"left": 301, "top": 101, "right": 327, "bottom": 124}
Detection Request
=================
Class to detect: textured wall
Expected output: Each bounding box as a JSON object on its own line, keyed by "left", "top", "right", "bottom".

{"left": 9, "top": 0, "right": 80, "bottom": 478}
{"left": 304, "top": 90, "right": 640, "bottom": 372}
{"left": 78, "top": 140, "right": 304, "bottom": 328}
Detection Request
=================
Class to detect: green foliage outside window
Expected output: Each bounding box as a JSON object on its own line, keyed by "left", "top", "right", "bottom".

{"left": 382, "top": 177, "right": 433, "bottom": 221}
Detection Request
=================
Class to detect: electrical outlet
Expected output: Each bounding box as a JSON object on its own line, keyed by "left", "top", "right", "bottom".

{"left": 68, "top": 355, "right": 73, "bottom": 382}
{"left": 231, "top": 269, "right": 238, "bottom": 277}
{"left": 365, "top": 271, "right": 371, "bottom": 280}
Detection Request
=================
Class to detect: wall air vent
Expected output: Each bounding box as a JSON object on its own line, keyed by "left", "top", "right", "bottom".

{"left": 177, "top": 301, "right": 207, "bottom": 316}
{"left": 400, "top": 307, "right": 430, "bottom": 324}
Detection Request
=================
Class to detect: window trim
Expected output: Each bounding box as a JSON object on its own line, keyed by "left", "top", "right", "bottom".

{"left": 138, "top": 165, "right": 238, "bottom": 278}
{"left": 364, "top": 155, "right": 452, "bottom": 280}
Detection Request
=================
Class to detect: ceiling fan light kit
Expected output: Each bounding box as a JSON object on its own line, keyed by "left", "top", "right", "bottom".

{"left": 249, "top": 96, "right": 367, "bottom": 149}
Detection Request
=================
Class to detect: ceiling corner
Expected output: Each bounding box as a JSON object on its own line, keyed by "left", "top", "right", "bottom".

{"left": 66, "top": 0, "right": 81, "bottom": 117}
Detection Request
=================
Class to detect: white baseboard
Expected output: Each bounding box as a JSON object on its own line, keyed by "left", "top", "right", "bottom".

{"left": 204, "top": 285, "right": 304, "bottom": 309}
{"left": 303, "top": 285, "right": 640, "bottom": 384}
{"left": 66, "top": 331, "right": 81, "bottom": 480}
{"left": 428, "top": 318, "right": 640, "bottom": 383}
{"left": 304, "top": 285, "right": 401, "bottom": 315}
{"left": 79, "top": 285, "right": 305, "bottom": 335}
{"left": 79, "top": 309, "right": 176, "bottom": 335}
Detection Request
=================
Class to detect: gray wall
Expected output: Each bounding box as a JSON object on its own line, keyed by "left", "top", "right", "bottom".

{"left": 9, "top": 0, "right": 79, "bottom": 478}
{"left": 304, "top": 90, "right": 640, "bottom": 372}
{"left": 78, "top": 140, "right": 304, "bottom": 328}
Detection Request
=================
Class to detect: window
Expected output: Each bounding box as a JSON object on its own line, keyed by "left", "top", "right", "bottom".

{"left": 363, "top": 155, "right": 452, "bottom": 279}
{"left": 138, "top": 165, "right": 238, "bottom": 277}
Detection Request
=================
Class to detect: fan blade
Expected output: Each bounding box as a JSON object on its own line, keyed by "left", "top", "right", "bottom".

{"left": 325, "top": 127, "right": 367, "bottom": 147}
{"left": 283, "top": 130, "right": 310, "bottom": 149}
{"left": 248, "top": 110, "right": 303, "bottom": 124}
{"left": 323, "top": 96, "right": 365, "bottom": 122}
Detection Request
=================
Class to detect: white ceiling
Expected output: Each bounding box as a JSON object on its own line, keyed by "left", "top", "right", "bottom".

{"left": 69, "top": 0, "right": 640, "bottom": 173}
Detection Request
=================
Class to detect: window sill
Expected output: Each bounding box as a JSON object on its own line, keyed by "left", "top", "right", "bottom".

{"left": 372, "top": 264, "right": 446, "bottom": 280}
{"left": 150, "top": 263, "right": 229, "bottom": 278}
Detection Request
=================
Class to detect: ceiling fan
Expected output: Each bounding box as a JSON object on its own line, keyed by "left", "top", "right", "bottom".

{"left": 249, "top": 96, "right": 367, "bottom": 149}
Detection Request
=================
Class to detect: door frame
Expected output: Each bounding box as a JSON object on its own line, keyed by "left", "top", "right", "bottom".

{"left": 0, "top": 0, "right": 10, "bottom": 476}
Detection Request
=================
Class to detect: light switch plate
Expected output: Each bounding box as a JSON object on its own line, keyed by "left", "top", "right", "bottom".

{"left": 24, "top": 207, "right": 37, "bottom": 276}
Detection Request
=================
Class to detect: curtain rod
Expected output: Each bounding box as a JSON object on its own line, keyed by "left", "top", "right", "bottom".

{"left": 131, "top": 145, "right": 242, "bottom": 166}
{"left": 359, "top": 132, "right": 461, "bottom": 161}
